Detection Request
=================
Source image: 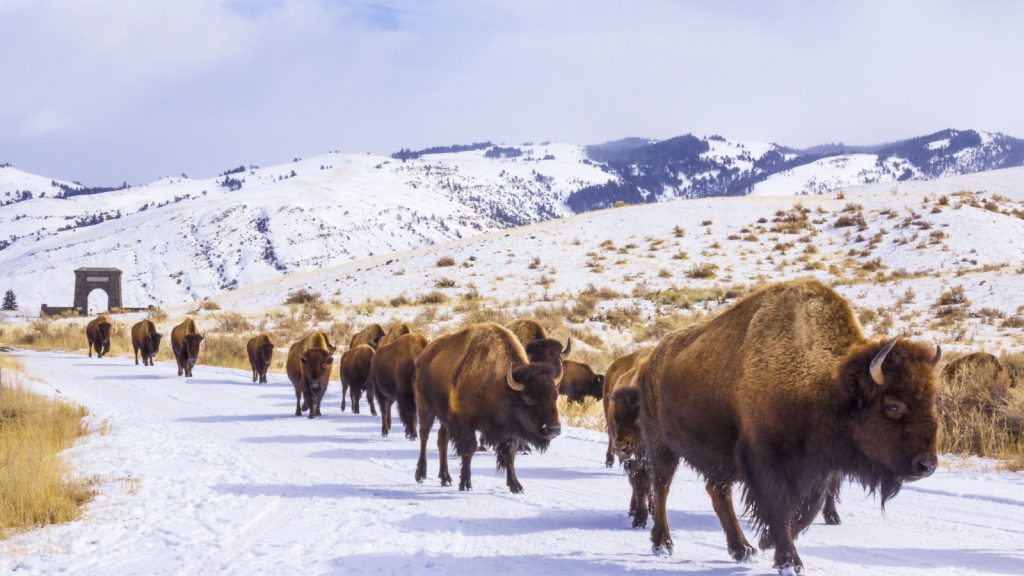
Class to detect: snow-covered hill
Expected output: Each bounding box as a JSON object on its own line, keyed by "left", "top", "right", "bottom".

{"left": 1, "top": 129, "right": 1021, "bottom": 314}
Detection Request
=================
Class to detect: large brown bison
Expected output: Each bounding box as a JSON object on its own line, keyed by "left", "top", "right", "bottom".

{"left": 170, "top": 318, "right": 204, "bottom": 377}
{"left": 130, "top": 319, "right": 162, "bottom": 366}
{"left": 369, "top": 332, "right": 427, "bottom": 438}
{"left": 603, "top": 348, "right": 653, "bottom": 467}
{"left": 350, "top": 323, "right": 385, "bottom": 349}
{"left": 286, "top": 332, "right": 334, "bottom": 419}
{"left": 639, "top": 279, "right": 940, "bottom": 574}
{"left": 246, "top": 334, "right": 275, "bottom": 383}
{"left": 340, "top": 343, "right": 376, "bottom": 415}
{"left": 559, "top": 359, "right": 603, "bottom": 403}
{"left": 414, "top": 323, "right": 562, "bottom": 493}
{"left": 379, "top": 323, "right": 411, "bottom": 348}
{"left": 86, "top": 315, "right": 113, "bottom": 358}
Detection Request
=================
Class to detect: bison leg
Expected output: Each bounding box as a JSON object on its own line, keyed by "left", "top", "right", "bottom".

{"left": 398, "top": 388, "right": 418, "bottom": 441}
{"left": 367, "top": 385, "right": 377, "bottom": 416}
{"left": 134, "top": 346, "right": 139, "bottom": 365}
{"left": 294, "top": 387, "right": 303, "bottom": 417}
{"left": 626, "top": 457, "right": 652, "bottom": 529}
{"left": 455, "top": 430, "right": 473, "bottom": 492}
{"left": 379, "top": 398, "right": 393, "bottom": 436}
{"left": 88, "top": 341, "right": 93, "bottom": 358}
{"left": 707, "top": 481, "right": 756, "bottom": 561}
{"left": 605, "top": 428, "right": 616, "bottom": 468}
{"left": 252, "top": 365, "right": 258, "bottom": 383}
{"left": 649, "top": 447, "right": 679, "bottom": 555}
{"left": 439, "top": 425, "right": 455, "bottom": 487}
{"left": 821, "top": 474, "right": 842, "bottom": 526}
{"left": 476, "top": 432, "right": 487, "bottom": 452}
{"left": 496, "top": 439, "right": 523, "bottom": 494}
{"left": 175, "top": 351, "right": 183, "bottom": 376}
{"left": 341, "top": 379, "right": 349, "bottom": 412}
{"left": 415, "top": 409, "right": 435, "bottom": 484}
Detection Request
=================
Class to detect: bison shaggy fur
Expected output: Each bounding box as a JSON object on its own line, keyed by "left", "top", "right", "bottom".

{"left": 130, "top": 319, "right": 162, "bottom": 366}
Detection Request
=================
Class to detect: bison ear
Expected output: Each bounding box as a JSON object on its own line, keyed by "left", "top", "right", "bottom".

{"left": 325, "top": 356, "right": 334, "bottom": 365}
{"left": 506, "top": 365, "right": 525, "bottom": 392}
{"left": 199, "top": 334, "right": 205, "bottom": 341}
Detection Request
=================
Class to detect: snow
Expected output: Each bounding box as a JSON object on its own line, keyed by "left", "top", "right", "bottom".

{"left": 927, "top": 138, "right": 951, "bottom": 151}
{"left": 4, "top": 350, "right": 1024, "bottom": 575}
{"left": 750, "top": 154, "right": 886, "bottom": 196}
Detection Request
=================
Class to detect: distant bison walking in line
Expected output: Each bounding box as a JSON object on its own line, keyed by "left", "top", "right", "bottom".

{"left": 350, "top": 323, "right": 385, "bottom": 349}
{"left": 414, "top": 323, "right": 562, "bottom": 493}
{"left": 379, "top": 323, "right": 411, "bottom": 348}
{"left": 246, "top": 334, "right": 275, "bottom": 383}
{"left": 640, "top": 279, "right": 941, "bottom": 574}
{"left": 286, "top": 332, "right": 334, "bottom": 419}
{"left": 341, "top": 343, "right": 377, "bottom": 415}
{"left": 130, "top": 319, "right": 162, "bottom": 366}
{"left": 86, "top": 315, "right": 113, "bottom": 358}
{"left": 170, "top": 318, "right": 204, "bottom": 377}
{"left": 370, "top": 332, "right": 427, "bottom": 438}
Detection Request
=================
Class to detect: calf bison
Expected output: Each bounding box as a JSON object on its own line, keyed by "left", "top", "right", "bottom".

{"left": 340, "top": 343, "right": 376, "bottom": 415}
{"left": 170, "top": 318, "right": 204, "bottom": 377}
{"left": 608, "top": 354, "right": 653, "bottom": 528}
{"left": 639, "top": 279, "right": 940, "bottom": 574}
{"left": 603, "top": 348, "right": 653, "bottom": 467}
{"left": 286, "top": 332, "right": 334, "bottom": 419}
{"left": 86, "top": 315, "right": 113, "bottom": 358}
{"left": 414, "top": 323, "right": 562, "bottom": 493}
{"left": 559, "top": 359, "right": 603, "bottom": 403}
{"left": 130, "top": 319, "right": 162, "bottom": 366}
{"left": 350, "top": 323, "right": 385, "bottom": 349}
{"left": 379, "top": 323, "right": 411, "bottom": 348}
{"left": 246, "top": 334, "right": 275, "bottom": 383}
{"left": 369, "top": 332, "right": 427, "bottom": 438}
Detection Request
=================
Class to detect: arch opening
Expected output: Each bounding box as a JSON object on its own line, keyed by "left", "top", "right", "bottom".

{"left": 87, "top": 289, "right": 109, "bottom": 315}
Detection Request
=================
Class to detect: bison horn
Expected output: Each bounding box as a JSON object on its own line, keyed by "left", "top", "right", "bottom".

{"left": 869, "top": 338, "right": 899, "bottom": 386}
{"left": 562, "top": 338, "right": 572, "bottom": 358}
{"left": 506, "top": 366, "right": 525, "bottom": 392}
{"left": 930, "top": 345, "right": 942, "bottom": 367}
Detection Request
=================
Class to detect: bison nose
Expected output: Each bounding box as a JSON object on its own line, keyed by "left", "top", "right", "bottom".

{"left": 912, "top": 453, "right": 938, "bottom": 478}
{"left": 541, "top": 423, "right": 561, "bottom": 439}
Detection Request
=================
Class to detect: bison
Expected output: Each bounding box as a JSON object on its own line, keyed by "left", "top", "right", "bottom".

{"left": 505, "top": 318, "right": 548, "bottom": 346}
{"left": 170, "top": 318, "right": 204, "bottom": 377}
{"left": 130, "top": 319, "right": 162, "bottom": 366}
{"left": 607, "top": 354, "right": 653, "bottom": 528}
{"left": 639, "top": 279, "right": 941, "bottom": 574}
{"left": 340, "top": 343, "right": 377, "bottom": 415}
{"left": 414, "top": 323, "right": 562, "bottom": 493}
{"left": 369, "top": 332, "right": 427, "bottom": 438}
{"left": 379, "top": 323, "right": 411, "bottom": 348}
{"left": 86, "top": 315, "right": 113, "bottom": 358}
{"left": 603, "top": 348, "right": 653, "bottom": 466}
{"left": 350, "top": 323, "right": 385, "bottom": 349}
{"left": 246, "top": 334, "right": 275, "bottom": 383}
{"left": 559, "top": 359, "right": 604, "bottom": 403}
{"left": 286, "top": 332, "right": 334, "bottom": 419}
{"left": 942, "top": 351, "right": 1014, "bottom": 401}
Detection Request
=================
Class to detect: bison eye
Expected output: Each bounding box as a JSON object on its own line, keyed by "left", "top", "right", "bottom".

{"left": 522, "top": 395, "right": 537, "bottom": 407}
{"left": 883, "top": 398, "right": 908, "bottom": 420}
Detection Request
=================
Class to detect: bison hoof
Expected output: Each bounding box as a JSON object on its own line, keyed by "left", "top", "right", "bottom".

{"left": 823, "top": 510, "right": 842, "bottom": 526}
{"left": 405, "top": 432, "right": 417, "bottom": 441}
{"left": 508, "top": 481, "right": 524, "bottom": 494}
{"left": 729, "top": 542, "right": 757, "bottom": 562}
{"left": 631, "top": 513, "right": 648, "bottom": 529}
{"left": 652, "top": 542, "right": 673, "bottom": 557}
{"left": 459, "top": 479, "right": 472, "bottom": 491}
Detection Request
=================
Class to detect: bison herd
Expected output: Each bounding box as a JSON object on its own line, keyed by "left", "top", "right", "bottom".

{"left": 81, "top": 279, "right": 1011, "bottom": 574}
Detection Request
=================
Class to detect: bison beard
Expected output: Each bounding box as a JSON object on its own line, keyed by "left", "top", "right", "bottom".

{"left": 639, "top": 280, "right": 939, "bottom": 574}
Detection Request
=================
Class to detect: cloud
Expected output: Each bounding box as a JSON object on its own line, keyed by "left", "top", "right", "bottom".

{"left": 1, "top": 0, "right": 1022, "bottom": 184}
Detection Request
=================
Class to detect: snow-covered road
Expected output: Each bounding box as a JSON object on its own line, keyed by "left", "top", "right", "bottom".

{"left": 3, "top": 351, "right": 1024, "bottom": 575}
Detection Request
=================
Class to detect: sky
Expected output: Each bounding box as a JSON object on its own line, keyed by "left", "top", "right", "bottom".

{"left": 1, "top": 0, "right": 1023, "bottom": 185}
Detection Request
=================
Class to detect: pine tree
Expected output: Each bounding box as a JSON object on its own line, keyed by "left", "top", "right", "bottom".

{"left": 2, "top": 289, "right": 16, "bottom": 311}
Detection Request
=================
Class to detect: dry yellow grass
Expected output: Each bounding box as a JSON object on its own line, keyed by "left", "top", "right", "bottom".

{"left": 0, "top": 356, "right": 95, "bottom": 537}
{"left": 937, "top": 353, "right": 1024, "bottom": 460}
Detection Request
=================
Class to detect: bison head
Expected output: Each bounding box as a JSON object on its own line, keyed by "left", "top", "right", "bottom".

{"left": 182, "top": 333, "right": 204, "bottom": 370}
{"left": 524, "top": 337, "right": 571, "bottom": 382}
{"left": 611, "top": 387, "right": 642, "bottom": 460}
{"left": 842, "top": 338, "right": 941, "bottom": 502}
{"left": 506, "top": 363, "right": 562, "bottom": 448}
{"left": 97, "top": 322, "right": 112, "bottom": 347}
{"left": 301, "top": 348, "right": 333, "bottom": 392}
{"left": 149, "top": 331, "right": 163, "bottom": 353}
{"left": 261, "top": 341, "right": 275, "bottom": 370}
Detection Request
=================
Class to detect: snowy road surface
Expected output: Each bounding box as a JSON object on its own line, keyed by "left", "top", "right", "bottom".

{"left": 3, "top": 351, "right": 1024, "bottom": 575}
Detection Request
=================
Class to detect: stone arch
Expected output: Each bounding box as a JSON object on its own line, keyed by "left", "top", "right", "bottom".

{"left": 73, "top": 268, "right": 123, "bottom": 314}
